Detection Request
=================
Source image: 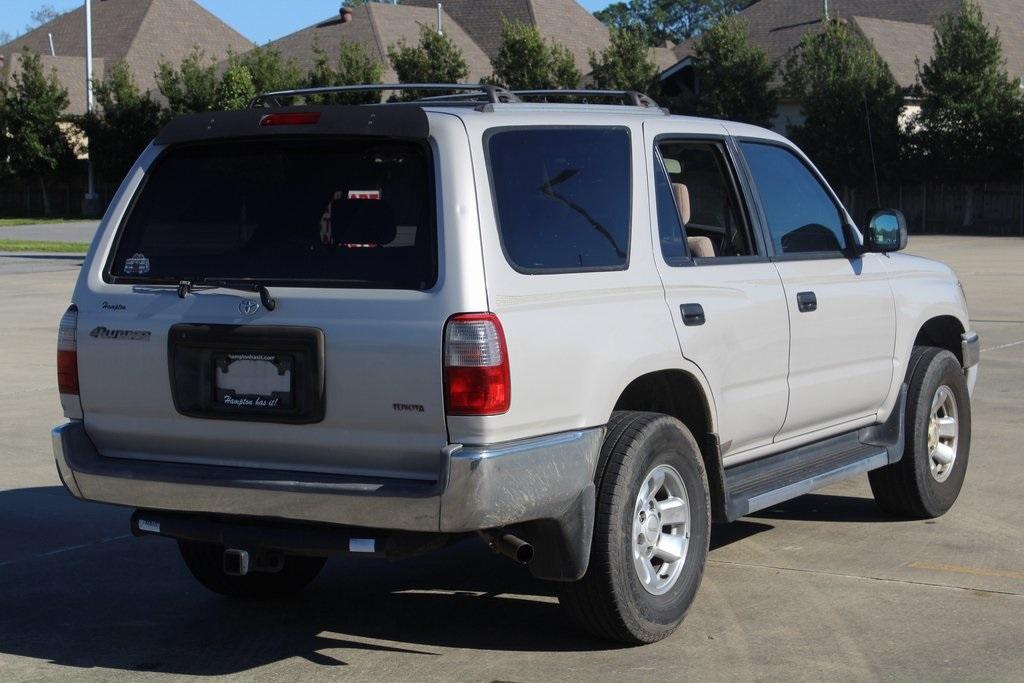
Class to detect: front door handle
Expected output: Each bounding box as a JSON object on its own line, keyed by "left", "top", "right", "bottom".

{"left": 797, "top": 291, "right": 817, "bottom": 313}
{"left": 681, "top": 303, "right": 705, "bottom": 326}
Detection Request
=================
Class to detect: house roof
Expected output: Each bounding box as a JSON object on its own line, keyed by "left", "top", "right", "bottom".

{"left": 404, "top": 0, "right": 612, "bottom": 76}
{"left": 262, "top": 3, "right": 493, "bottom": 84}
{"left": 4, "top": 53, "right": 105, "bottom": 116}
{"left": 0, "top": 0, "right": 253, "bottom": 96}
{"left": 670, "top": 0, "right": 1024, "bottom": 89}
{"left": 851, "top": 17, "right": 936, "bottom": 89}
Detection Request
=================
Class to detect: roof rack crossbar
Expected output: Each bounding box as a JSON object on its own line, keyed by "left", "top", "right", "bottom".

{"left": 251, "top": 83, "right": 518, "bottom": 108}
{"left": 512, "top": 89, "right": 660, "bottom": 108}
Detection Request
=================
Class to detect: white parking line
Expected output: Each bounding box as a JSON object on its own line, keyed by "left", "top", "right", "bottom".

{"left": 0, "top": 534, "right": 132, "bottom": 569}
{"left": 982, "top": 339, "right": 1024, "bottom": 353}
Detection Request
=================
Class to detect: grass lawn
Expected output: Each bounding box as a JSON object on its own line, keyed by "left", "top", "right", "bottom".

{"left": 0, "top": 240, "right": 88, "bottom": 253}
{"left": 0, "top": 218, "right": 82, "bottom": 227}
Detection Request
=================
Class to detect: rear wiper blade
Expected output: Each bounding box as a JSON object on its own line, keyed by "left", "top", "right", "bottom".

{"left": 177, "top": 279, "right": 277, "bottom": 311}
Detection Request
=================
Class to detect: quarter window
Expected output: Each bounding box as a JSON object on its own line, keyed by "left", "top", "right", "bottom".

{"left": 487, "top": 127, "right": 631, "bottom": 272}
{"left": 740, "top": 142, "right": 846, "bottom": 255}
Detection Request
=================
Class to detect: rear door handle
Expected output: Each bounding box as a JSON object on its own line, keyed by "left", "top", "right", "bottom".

{"left": 797, "top": 291, "right": 817, "bottom": 313}
{"left": 681, "top": 303, "right": 705, "bottom": 326}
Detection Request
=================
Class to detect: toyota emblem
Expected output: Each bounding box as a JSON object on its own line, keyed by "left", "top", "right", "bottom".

{"left": 239, "top": 300, "right": 260, "bottom": 316}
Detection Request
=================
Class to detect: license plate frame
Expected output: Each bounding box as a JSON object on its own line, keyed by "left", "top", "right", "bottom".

{"left": 168, "top": 324, "right": 325, "bottom": 424}
{"left": 213, "top": 353, "right": 296, "bottom": 412}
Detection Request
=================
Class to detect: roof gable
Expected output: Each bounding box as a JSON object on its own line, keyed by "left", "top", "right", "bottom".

{"left": 0, "top": 0, "right": 253, "bottom": 95}
{"left": 260, "top": 4, "right": 493, "bottom": 84}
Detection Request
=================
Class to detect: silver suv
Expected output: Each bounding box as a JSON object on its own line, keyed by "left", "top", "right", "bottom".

{"left": 53, "top": 85, "right": 979, "bottom": 644}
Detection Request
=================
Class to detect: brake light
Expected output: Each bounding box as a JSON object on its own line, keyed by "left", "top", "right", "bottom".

{"left": 259, "top": 112, "right": 321, "bottom": 127}
{"left": 57, "top": 305, "right": 79, "bottom": 396}
{"left": 444, "top": 313, "right": 510, "bottom": 416}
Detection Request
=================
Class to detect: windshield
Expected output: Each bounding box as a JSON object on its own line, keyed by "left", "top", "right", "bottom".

{"left": 107, "top": 138, "right": 436, "bottom": 290}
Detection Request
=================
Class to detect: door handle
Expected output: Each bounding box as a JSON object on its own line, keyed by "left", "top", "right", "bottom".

{"left": 797, "top": 291, "right": 817, "bottom": 313}
{"left": 681, "top": 303, "right": 705, "bottom": 326}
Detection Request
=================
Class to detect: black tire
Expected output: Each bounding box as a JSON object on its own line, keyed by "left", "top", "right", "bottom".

{"left": 869, "top": 347, "right": 971, "bottom": 518}
{"left": 178, "top": 541, "right": 326, "bottom": 598}
{"left": 560, "top": 411, "right": 711, "bottom": 644}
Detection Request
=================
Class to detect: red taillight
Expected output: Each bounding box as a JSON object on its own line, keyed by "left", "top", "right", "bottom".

{"left": 57, "top": 305, "right": 79, "bottom": 396}
{"left": 259, "top": 112, "right": 321, "bottom": 127}
{"left": 444, "top": 313, "right": 510, "bottom": 416}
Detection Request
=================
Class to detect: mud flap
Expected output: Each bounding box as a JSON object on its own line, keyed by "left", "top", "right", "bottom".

{"left": 510, "top": 483, "right": 596, "bottom": 582}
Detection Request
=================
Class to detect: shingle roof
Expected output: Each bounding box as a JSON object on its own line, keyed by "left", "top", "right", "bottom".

{"left": 670, "top": 0, "right": 1024, "bottom": 89}
{"left": 404, "top": 0, "right": 611, "bottom": 76}
{"left": 262, "top": 3, "right": 493, "bottom": 84}
{"left": 851, "top": 16, "right": 935, "bottom": 89}
{"left": 4, "top": 53, "right": 105, "bottom": 116}
{"left": 0, "top": 0, "right": 253, "bottom": 96}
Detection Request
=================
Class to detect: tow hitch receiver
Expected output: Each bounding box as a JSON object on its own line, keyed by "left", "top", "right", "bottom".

{"left": 222, "top": 548, "right": 286, "bottom": 576}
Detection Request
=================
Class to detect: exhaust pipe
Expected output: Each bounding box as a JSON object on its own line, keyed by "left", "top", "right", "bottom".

{"left": 479, "top": 531, "right": 534, "bottom": 565}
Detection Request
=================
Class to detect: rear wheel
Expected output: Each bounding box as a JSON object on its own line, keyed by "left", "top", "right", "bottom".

{"left": 560, "top": 412, "right": 710, "bottom": 644}
{"left": 178, "top": 540, "right": 326, "bottom": 598}
{"left": 869, "top": 347, "right": 971, "bottom": 518}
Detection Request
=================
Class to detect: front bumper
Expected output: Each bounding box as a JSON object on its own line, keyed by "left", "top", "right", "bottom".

{"left": 52, "top": 421, "right": 603, "bottom": 534}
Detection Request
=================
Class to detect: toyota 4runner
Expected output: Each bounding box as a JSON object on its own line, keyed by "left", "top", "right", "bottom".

{"left": 52, "top": 85, "right": 980, "bottom": 644}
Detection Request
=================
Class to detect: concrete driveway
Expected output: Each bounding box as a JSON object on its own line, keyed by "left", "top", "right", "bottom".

{"left": 0, "top": 237, "right": 1021, "bottom": 681}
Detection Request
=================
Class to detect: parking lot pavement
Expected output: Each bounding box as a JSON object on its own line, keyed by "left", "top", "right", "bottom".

{"left": 0, "top": 236, "right": 1021, "bottom": 681}
{"left": 0, "top": 221, "right": 99, "bottom": 244}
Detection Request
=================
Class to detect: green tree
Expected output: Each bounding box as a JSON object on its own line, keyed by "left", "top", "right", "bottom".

{"left": 388, "top": 25, "right": 469, "bottom": 100}
{"left": 215, "top": 60, "right": 257, "bottom": 110}
{"left": 0, "top": 50, "right": 73, "bottom": 215}
{"left": 595, "top": 0, "right": 744, "bottom": 47}
{"left": 305, "top": 41, "right": 383, "bottom": 104}
{"left": 233, "top": 45, "right": 305, "bottom": 94}
{"left": 589, "top": 27, "right": 658, "bottom": 93}
{"left": 156, "top": 48, "right": 218, "bottom": 115}
{"left": 79, "top": 61, "right": 165, "bottom": 183}
{"left": 906, "top": 1, "right": 1024, "bottom": 191}
{"left": 487, "top": 19, "right": 579, "bottom": 90}
{"left": 782, "top": 20, "right": 903, "bottom": 191}
{"left": 690, "top": 16, "right": 776, "bottom": 126}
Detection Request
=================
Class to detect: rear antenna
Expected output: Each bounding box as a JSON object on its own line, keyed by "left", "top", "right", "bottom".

{"left": 863, "top": 92, "right": 882, "bottom": 207}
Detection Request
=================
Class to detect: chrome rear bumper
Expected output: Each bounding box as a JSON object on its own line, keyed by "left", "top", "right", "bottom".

{"left": 52, "top": 421, "right": 602, "bottom": 533}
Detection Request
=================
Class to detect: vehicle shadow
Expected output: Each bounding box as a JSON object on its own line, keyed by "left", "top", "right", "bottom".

{"left": 752, "top": 492, "right": 899, "bottom": 524}
{"left": 0, "top": 486, "right": 767, "bottom": 674}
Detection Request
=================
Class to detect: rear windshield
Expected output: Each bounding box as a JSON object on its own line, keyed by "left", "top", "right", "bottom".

{"left": 107, "top": 138, "right": 436, "bottom": 290}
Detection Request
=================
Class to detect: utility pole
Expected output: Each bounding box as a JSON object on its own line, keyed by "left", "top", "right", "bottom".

{"left": 83, "top": 0, "right": 100, "bottom": 216}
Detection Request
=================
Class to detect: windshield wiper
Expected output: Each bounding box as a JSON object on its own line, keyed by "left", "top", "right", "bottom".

{"left": 177, "top": 279, "right": 277, "bottom": 311}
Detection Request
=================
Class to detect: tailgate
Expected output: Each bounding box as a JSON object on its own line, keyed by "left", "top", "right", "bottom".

{"left": 74, "top": 119, "right": 483, "bottom": 482}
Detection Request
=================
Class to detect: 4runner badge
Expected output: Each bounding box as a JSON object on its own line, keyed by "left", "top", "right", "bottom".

{"left": 89, "top": 327, "right": 151, "bottom": 341}
{"left": 239, "top": 300, "right": 260, "bottom": 316}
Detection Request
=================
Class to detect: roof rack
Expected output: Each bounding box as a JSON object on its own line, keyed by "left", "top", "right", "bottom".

{"left": 249, "top": 84, "right": 665, "bottom": 112}
{"left": 512, "top": 89, "right": 661, "bottom": 108}
{"left": 251, "top": 83, "right": 519, "bottom": 108}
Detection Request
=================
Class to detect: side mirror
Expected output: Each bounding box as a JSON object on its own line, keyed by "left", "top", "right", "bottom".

{"left": 863, "top": 209, "right": 908, "bottom": 253}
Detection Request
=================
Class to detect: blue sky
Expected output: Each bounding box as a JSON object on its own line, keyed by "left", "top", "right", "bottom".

{"left": 2, "top": 1, "right": 612, "bottom": 45}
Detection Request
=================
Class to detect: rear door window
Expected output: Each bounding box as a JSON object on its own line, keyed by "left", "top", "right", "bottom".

{"left": 486, "top": 127, "right": 631, "bottom": 272}
{"left": 108, "top": 139, "right": 436, "bottom": 290}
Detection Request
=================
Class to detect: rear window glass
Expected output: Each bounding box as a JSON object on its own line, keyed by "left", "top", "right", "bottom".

{"left": 108, "top": 139, "right": 436, "bottom": 290}
{"left": 487, "top": 127, "right": 631, "bottom": 272}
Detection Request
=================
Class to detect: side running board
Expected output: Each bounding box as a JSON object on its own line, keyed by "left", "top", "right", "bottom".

{"left": 723, "top": 434, "right": 888, "bottom": 520}
{"left": 723, "top": 387, "right": 907, "bottom": 521}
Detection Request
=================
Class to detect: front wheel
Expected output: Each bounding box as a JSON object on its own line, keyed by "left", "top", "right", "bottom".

{"left": 869, "top": 347, "right": 971, "bottom": 518}
{"left": 559, "top": 412, "right": 710, "bottom": 644}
